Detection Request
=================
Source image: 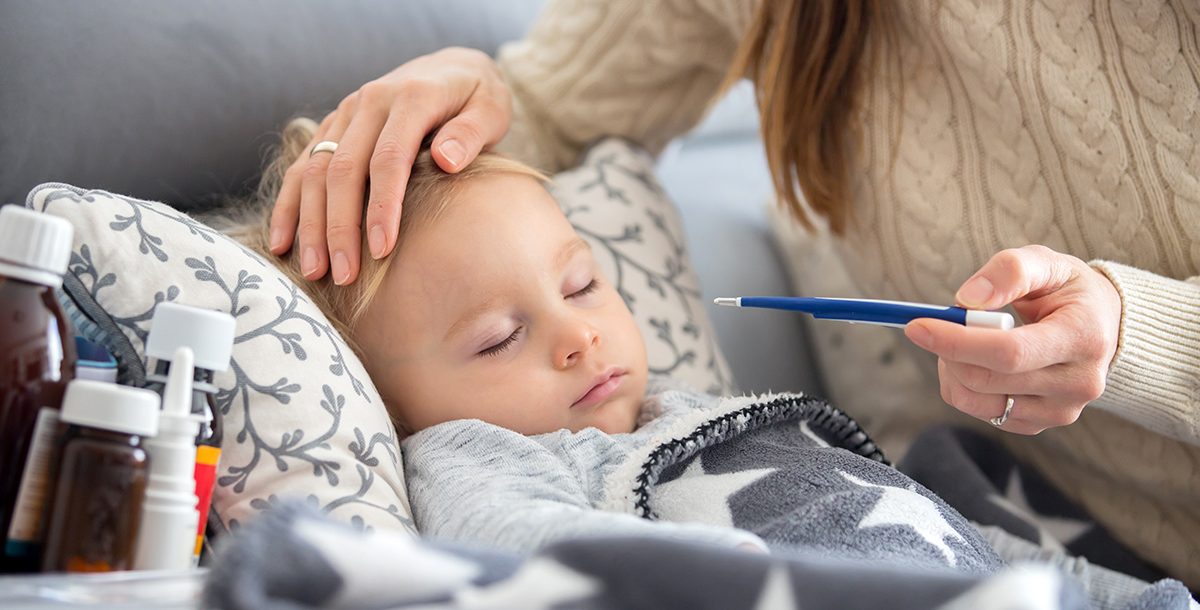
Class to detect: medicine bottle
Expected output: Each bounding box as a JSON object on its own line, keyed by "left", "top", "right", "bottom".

{"left": 0, "top": 206, "right": 76, "bottom": 573}
{"left": 41, "top": 380, "right": 159, "bottom": 573}
{"left": 143, "top": 303, "right": 234, "bottom": 564}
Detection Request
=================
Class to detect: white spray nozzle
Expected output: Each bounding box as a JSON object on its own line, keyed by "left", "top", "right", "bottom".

{"left": 163, "top": 346, "right": 195, "bottom": 416}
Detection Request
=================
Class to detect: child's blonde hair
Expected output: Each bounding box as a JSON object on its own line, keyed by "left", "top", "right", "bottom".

{"left": 221, "top": 117, "right": 546, "bottom": 357}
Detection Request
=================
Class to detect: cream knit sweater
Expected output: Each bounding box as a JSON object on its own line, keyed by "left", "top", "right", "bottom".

{"left": 495, "top": 0, "right": 1200, "bottom": 587}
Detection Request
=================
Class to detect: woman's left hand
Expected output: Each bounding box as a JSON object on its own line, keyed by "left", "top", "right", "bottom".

{"left": 903, "top": 245, "right": 1123, "bottom": 434}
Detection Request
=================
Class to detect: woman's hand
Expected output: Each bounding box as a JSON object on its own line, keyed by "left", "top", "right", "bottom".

{"left": 903, "top": 245, "right": 1123, "bottom": 435}
{"left": 270, "top": 47, "right": 513, "bottom": 284}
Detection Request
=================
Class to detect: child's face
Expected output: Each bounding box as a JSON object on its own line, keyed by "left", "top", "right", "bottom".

{"left": 356, "top": 173, "right": 649, "bottom": 436}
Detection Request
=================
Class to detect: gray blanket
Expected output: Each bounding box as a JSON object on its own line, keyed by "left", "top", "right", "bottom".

{"left": 202, "top": 501, "right": 1197, "bottom": 610}
{"left": 402, "top": 387, "right": 1000, "bottom": 572}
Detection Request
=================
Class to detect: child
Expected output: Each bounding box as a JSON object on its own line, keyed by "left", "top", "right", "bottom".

{"left": 228, "top": 118, "right": 1002, "bottom": 574}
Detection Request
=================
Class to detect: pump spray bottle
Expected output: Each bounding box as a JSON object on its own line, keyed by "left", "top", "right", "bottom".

{"left": 143, "top": 303, "right": 233, "bottom": 564}
{"left": 134, "top": 346, "right": 200, "bottom": 570}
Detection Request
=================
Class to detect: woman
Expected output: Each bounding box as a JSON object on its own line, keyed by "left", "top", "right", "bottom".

{"left": 265, "top": 0, "right": 1200, "bottom": 587}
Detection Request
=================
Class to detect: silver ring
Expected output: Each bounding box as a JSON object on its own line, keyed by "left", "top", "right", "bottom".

{"left": 310, "top": 140, "right": 338, "bottom": 157}
{"left": 990, "top": 395, "right": 1015, "bottom": 427}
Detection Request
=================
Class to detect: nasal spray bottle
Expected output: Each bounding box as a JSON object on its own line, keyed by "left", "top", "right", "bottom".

{"left": 134, "top": 346, "right": 200, "bottom": 570}
{"left": 142, "top": 303, "right": 234, "bottom": 565}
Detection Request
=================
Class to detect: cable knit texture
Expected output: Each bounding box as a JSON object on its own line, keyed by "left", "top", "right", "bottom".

{"left": 496, "top": 0, "right": 1200, "bottom": 587}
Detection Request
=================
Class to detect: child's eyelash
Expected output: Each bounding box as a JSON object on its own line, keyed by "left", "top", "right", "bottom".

{"left": 569, "top": 279, "right": 600, "bottom": 298}
{"left": 480, "top": 326, "right": 523, "bottom": 357}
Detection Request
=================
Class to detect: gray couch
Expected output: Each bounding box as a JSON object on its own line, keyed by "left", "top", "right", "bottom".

{"left": 0, "top": 0, "right": 821, "bottom": 396}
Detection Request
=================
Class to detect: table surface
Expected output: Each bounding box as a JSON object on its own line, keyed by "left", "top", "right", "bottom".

{"left": 0, "top": 569, "right": 204, "bottom": 609}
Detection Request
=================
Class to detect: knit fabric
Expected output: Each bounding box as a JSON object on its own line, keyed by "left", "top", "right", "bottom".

{"left": 496, "top": 0, "right": 1200, "bottom": 587}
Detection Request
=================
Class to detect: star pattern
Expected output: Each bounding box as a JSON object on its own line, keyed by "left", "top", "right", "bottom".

{"left": 987, "top": 468, "right": 1092, "bottom": 551}
{"left": 839, "top": 471, "right": 964, "bottom": 567}
{"left": 798, "top": 420, "right": 831, "bottom": 447}
{"left": 652, "top": 459, "right": 777, "bottom": 527}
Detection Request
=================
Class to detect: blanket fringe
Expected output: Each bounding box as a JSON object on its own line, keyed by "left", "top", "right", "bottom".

{"left": 606, "top": 393, "right": 887, "bottom": 519}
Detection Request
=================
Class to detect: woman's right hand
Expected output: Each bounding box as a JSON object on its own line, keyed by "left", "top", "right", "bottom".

{"left": 270, "top": 47, "right": 513, "bottom": 285}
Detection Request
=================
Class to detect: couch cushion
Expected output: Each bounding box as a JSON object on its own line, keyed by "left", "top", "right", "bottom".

{"left": 0, "top": 0, "right": 544, "bottom": 210}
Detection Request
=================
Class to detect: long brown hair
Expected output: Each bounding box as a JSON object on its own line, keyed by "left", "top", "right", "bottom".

{"left": 726, "top": 0, "right": 892, "bottom": 235}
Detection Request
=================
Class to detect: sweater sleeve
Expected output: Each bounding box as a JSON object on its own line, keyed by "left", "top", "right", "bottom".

{"left": 403, "top": 421, "right": 766, "bottom": 555}
{"left": 494, "top": 0, "right": 758, "bottom": 172}
{"left": 1088, "top": 261, "right": 1200, "bottom": 445}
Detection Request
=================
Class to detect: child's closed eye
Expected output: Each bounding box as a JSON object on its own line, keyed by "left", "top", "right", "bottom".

{"left": 568, "top": 278, "right": 600, "bottom": 299}
{"left": 479, "top": 326, "right": 523, "bottom": 358}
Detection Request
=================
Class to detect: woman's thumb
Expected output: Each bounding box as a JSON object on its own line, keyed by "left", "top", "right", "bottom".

{"left": 956, "top": 245, "right": 1073, "bottom": 309}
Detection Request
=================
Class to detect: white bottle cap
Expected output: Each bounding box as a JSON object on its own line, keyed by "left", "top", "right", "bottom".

{"left": 61, "top": 379, "right": 161, "bottom": 438}
{"left": 146, "top": 302, "right": 236, "bottom": 372}
{"left": 0, "top": 206, "right": 74, "bottom": 287}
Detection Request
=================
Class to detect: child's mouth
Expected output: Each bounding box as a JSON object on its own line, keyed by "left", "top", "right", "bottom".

{"left": 572, "top": 369, "right": 626, "bottom": 409}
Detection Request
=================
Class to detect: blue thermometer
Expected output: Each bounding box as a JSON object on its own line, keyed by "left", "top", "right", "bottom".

{"left": 713, "top": 296, "right": 1014, "bottom": 330}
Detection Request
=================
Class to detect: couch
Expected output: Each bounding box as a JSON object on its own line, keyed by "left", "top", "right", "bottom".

{"left": 1, "top": 0, "right": 821, "bottom": 398}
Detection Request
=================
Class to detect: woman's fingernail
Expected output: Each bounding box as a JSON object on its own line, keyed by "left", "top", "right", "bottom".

{"left": 269, "top": 227, "right": 285, "bottom": 252}
{"left": 906, "top": 324, "right": 932, "bottom": 349}
{"left": 439, "top": 139, "right": 466, "bottom": 169}
{"left": 368, "top": 225, "right": 387, "bottom": 259}
{"left": 332, "top": 250, "right": 351, "bottom": 285}
{"left": 302, "top": 247, "right": 318, "bottom": 277}
{"left": 957, "top": 276, "right": 995, "bottom": 308}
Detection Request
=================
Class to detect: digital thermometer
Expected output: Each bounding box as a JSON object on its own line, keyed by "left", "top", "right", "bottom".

{"left": 713, "top": 296, "right": 1014, "bottom": 330}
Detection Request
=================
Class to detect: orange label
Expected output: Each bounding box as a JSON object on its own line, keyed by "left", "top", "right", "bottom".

{"left": 195, "top": 445, "right": 220, "bottom": 466}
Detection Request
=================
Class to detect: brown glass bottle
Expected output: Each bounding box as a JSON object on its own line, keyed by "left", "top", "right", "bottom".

{"left": 40, "top": 380, "right": 159, "bottom": 573}
{"left": 0, "top": 206, "right": 76, "bottom": 573}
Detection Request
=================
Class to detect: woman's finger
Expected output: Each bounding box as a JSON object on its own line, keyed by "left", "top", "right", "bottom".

{"left": 325, "top": 97, "right": 390, "bottom": 285}
{"left": 906, "top": 317, "right": 1075, "bottom": 374}
{"left": 270, "top": 112, "right": 337, "bottom": 255}
{"left": 937, "top": 360, "right": 1084, "bottom": 431}
{"left": 940, "top": 359, "right": 1108, "bottom": 403}
{"left": 298, "top": 108, "right": 355, "bottom": 280}
{"left": 269, "top": 162, "right": 305, "bottom": 255}
{"left": 361, "top": 101, "right": 443, "bottom": 263}
{"left": 430, "top": 85, "right": 512, "bottom": 173}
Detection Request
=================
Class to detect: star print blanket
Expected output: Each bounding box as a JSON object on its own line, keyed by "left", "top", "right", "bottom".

{"left": 203, "top": 501, "right": 1197, "bottom": 610}
{"left": 399, "top": 382, "right": 1002, "bottom": 572}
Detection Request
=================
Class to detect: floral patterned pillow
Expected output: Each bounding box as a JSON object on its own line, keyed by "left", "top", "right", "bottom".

{"left": 27, "top": 184, "right": 414, "bottom": 536}
{"left": 22, "top": 137, "right": 733, "bottom": 536}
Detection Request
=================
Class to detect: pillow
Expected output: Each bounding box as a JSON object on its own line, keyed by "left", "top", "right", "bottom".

{"left": 23, "top": 137, "right": 734, "bottom": 535}
{"left": 552, "top": 139, "right": 735, "bottom": 395}
{"left": 26, "top": 186, "right": 415, "bottom": 536}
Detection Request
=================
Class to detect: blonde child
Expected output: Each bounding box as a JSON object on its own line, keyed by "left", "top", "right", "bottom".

{"left": 225, "top": 118, "right": 1001, "bottom": 573}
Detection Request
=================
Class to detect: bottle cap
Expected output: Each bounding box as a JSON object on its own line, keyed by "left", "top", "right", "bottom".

{"left": 0, "top": 206, "right": 74, "bottom": 287}
{"left": 61, "top": 379, "right": 160, "bottom": 437}
{"left": 146, "top": 302, "right": 235, "bottom": 372}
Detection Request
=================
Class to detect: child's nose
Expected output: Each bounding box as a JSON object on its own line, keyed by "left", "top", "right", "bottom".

{"left": 554, "top": 321, "right": 600, "bottom": 370}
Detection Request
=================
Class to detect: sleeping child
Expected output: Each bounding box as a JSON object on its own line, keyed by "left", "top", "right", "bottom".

{"left": 225, "top": 118, "right": 1002, "bottom": 574}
